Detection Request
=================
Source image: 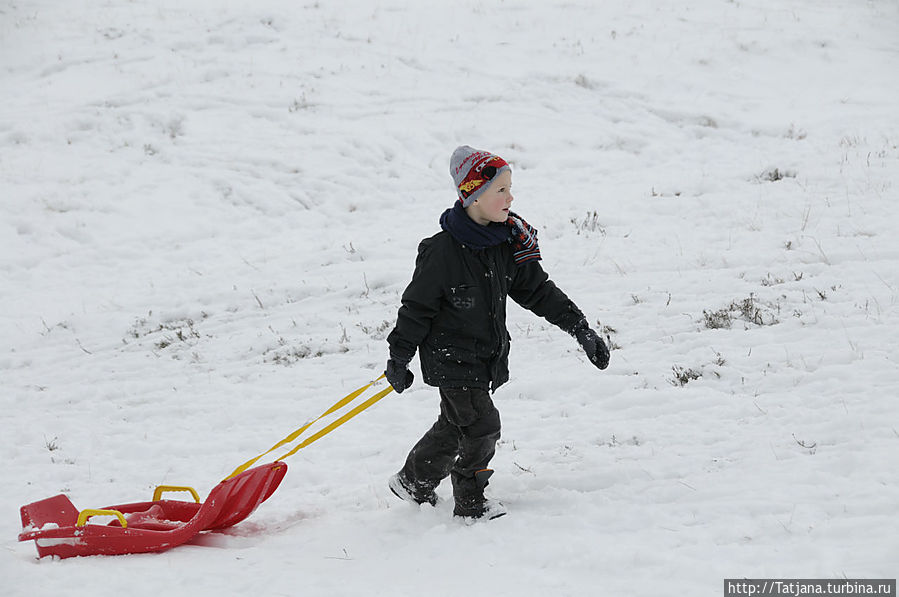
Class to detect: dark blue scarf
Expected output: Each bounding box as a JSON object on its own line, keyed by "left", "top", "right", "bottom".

{"left": 439, "top": 203, "right": 541, "bottom": 264}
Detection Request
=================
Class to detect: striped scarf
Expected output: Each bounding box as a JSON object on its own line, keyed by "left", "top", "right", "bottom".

{"left": 507, "top": 212, "right": 541, "bottom": 264}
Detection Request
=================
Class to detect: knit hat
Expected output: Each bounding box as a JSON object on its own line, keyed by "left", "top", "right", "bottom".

{"left": 449, "top": 145, "right": 511, "bottom": 207}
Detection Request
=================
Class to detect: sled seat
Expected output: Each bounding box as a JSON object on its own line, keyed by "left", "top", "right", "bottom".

{"left": 18, "top": 461, "right": 287, "bottom": 559}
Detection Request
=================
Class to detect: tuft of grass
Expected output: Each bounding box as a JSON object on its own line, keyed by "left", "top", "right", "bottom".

{"left": 357, "top": 320, "right": 392, "bottom": 340}
{"left": 703, "top": 308, "right": 734, "bottom": 330}
{"left": 670, "top": 365, "right": 702, "bottom": 387}
{"left": 757, "top": 167, "right": 797, "bottom": 182}
{"left": 703, "top": 294, "right": 780, "bottom": 329}
{"left": 267, "top": 345, "right": 316, "bottom": 365}
{"left": 126, "top": 313, "right": 208, "bottom": 353}
{"left": 571, "top": 211, "right": 605, "bottom": 235}
{"left": 602, "top": 435, "right": 642, "bottom": 447}
{"left": 761, "top": 273, "right": 786, "bottom": 287}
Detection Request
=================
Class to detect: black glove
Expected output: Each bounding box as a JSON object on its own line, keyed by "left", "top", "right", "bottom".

{"left": 574, "top": 325, "right": 610, "bottom": 370}
{"left": 385, "top": 359, "right": 414, "bottom": 393}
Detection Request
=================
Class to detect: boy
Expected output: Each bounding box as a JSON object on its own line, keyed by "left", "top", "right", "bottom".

{"left": 384, "top": 145, "right": 609, "bottom": 520}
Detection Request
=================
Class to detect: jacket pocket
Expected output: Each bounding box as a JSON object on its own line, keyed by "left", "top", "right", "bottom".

{"left": 448, "top": 284, "right": 478, "bottom": 311}
{"left": 439, "top": 387, "right": 479, "bottom": 427}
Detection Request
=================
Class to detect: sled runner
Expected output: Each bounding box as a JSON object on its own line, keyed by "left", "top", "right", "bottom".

{"left": 18, "top": 461, "right": 286, "bottom": 559}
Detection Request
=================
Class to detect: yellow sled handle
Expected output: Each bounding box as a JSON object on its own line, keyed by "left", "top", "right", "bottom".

{"left": 224, "top": 374, "right": 393, "bottom": 481}
{"left": 77, "top": 509, "right": 128, "bottom": 528}
{"left": 152, "top": 485, "right": 201, "bottom": 503}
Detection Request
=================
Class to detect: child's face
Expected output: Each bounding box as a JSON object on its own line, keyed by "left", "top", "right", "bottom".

{"left": 467, "top": 170, "right": 514, "bottom": 226}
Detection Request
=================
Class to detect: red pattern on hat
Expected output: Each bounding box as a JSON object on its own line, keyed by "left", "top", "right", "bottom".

{"left": 456, "top": 153, "right": 509, "bottom": 200}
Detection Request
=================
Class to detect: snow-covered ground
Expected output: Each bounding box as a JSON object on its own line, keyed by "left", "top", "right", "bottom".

{"left": 2, "top": 1, "right": 897, "bottom": 595}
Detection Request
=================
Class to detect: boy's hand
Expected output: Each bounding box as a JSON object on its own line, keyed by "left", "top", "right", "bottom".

{"left": 385, "top": 359, "right": 414, "bottom": 393}
{"left": 575, "top": 325, "right": 610, "bottom": 370}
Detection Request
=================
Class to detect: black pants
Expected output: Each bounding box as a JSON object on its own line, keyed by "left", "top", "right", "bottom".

{"left": 401, "top": 387, "right": 501, "bottom": 500}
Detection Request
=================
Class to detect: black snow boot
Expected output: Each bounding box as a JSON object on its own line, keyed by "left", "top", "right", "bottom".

{"left": 388, "top": 470, "right": 439, "bottom": 506}
{"left": 452, "top": 468, "right": 507, "bottom": 520}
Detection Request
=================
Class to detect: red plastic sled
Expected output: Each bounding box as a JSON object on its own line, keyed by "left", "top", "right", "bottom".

{"left": 18, "top": 461, "right": 287, "bottom": 559}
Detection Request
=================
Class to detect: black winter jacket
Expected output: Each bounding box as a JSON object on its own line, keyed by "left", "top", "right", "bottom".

{"left": 387, "top": 230, "right": 587, "bottom": 392}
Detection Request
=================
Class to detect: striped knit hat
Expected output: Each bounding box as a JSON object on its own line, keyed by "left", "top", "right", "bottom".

{"left": 449, "top": 145, "right": 511, "bottom": 207}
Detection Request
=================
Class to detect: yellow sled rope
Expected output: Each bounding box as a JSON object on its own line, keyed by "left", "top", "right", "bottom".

{"left": 224, "top": 375, "right": 394, "bottom": 481}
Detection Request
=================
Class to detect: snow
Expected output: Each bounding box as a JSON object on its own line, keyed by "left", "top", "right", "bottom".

{"left": 2, "top": 0, "right": 897, "bottom": 594}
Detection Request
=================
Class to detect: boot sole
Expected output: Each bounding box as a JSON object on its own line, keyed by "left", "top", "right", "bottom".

{"left": 455, "top": 510, "right": 507, "bottom": 525}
